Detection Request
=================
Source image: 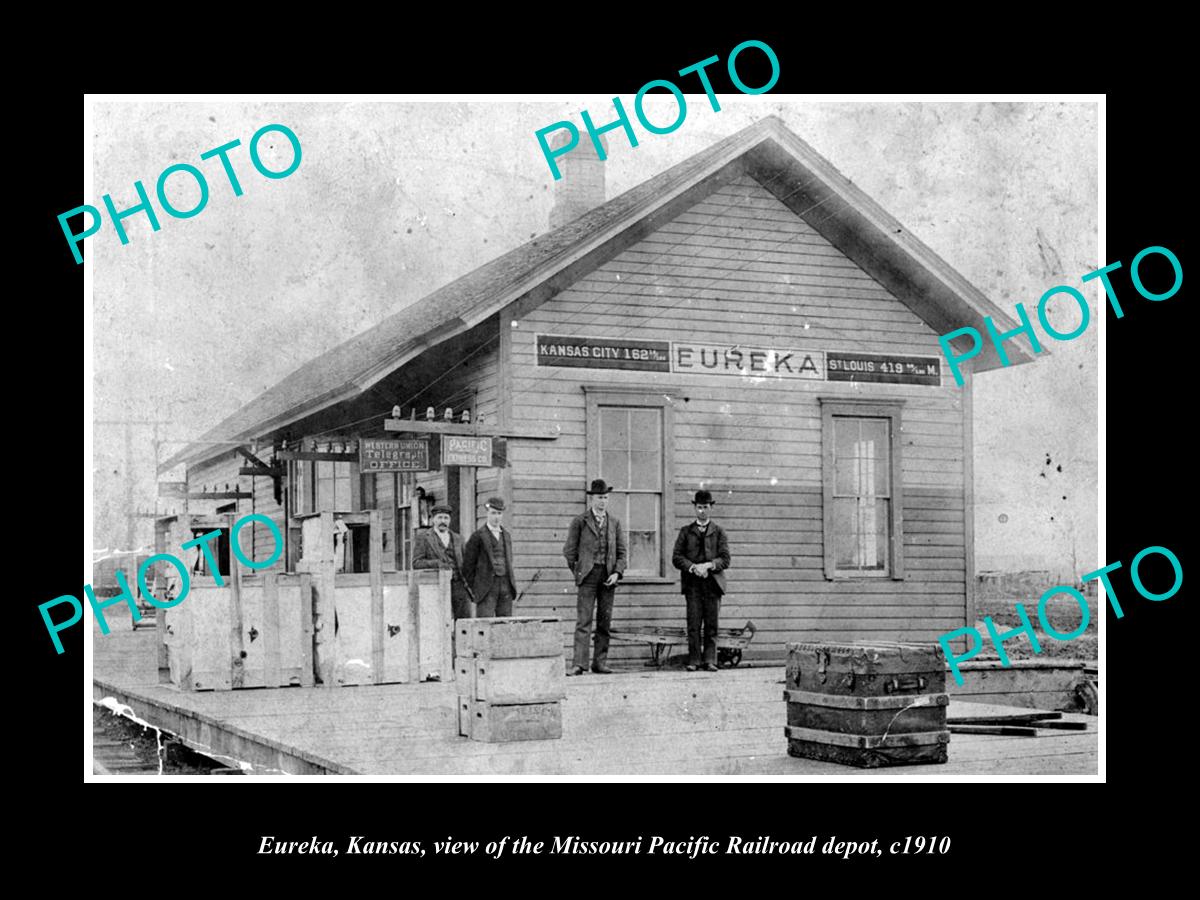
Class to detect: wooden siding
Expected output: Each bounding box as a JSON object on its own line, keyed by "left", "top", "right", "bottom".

{"left": 185, "top": 451, "right": 288, "bottom": 573}
{"left": 505, "top": 172, "right": 967, "bottom": 660}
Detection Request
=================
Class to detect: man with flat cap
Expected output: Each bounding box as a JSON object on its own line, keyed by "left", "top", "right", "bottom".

{"left": 412, "top": 503, "right": 473, "bottom": 623}
{"left": 563, "top": 478, "right": 628, "bottom": 675}
{"left": 672, "top": 489, "right": 731, "bottom": 672}
{"left": 462, "top": 497, "right": 518, "bottom": 618}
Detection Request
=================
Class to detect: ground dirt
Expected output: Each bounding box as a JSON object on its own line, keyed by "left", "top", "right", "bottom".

{"left": 974, "top": 590, "right": 1098, "bottom": 663}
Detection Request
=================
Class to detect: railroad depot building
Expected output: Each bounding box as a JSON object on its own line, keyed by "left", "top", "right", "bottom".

{"left": 159, "top": 116, "right": 1032, "bottom": 667}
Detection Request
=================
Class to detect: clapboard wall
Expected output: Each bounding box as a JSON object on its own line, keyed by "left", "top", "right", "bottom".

{"left": 184, "top": 449, "right": 287, "bottom": 572}
{"left": 502, "top": 172, "right": 968, "bottom": 661}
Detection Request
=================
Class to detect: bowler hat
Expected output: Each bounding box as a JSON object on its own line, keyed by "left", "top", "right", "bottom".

{"left": 485, "top": 496, "right": 506, "bottom": 511}
{"left": 586, "top": 479, "right": 614, "bottom": 495}
{"left": 692, "top": 490, "right": 715, "bottom": 505}
{"left": 430, "top": 504, "right": 452, "bottom": 516}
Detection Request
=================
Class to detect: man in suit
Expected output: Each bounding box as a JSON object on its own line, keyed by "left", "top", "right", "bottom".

{"left": 672, "top": 489, "right": 731, "bottom": 672}
{"left": 411, "top": 503, "right": 473, "bottom": 623}
{"left": 562, "top": 479, "right": 628, "bottom": 676}
{"left": 462, "top": 497, "right": 518, "bottom": 618}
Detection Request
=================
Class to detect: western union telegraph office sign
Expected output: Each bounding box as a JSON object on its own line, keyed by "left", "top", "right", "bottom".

{"left": 535, "top": 334, "right": 942, "bottom": 386}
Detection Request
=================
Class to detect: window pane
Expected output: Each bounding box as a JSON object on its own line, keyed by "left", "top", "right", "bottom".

{"left": 631, "top": 409, "right": 660, "bottom": 451}
{"left": 601, "top": 450, "right": 628, "bottom": 488}
{"left": 628, "top": 492, "right": 659, "bottom": 531}
{"left": 628, "top": 531, "right": 659, "bottom": 574}
{"left": 629, "top": 450, "right": 659, "bottom": 490}
{"left": 601, "top": 407, "right": 630, "bottom": 449}
{"left": 834, "top": 418, "right": 860, "bottom": 495}
{"left": 333, "top": 462, "right": 350, "bottom": 511}
{"left": 833, "top": 497, "right": 888, "bottom": 573}
{"left": 316, "top": 461, "right": 334, "bottom": 512}
{"left": 861, "top": 419, "right": 890, "bottom": 496}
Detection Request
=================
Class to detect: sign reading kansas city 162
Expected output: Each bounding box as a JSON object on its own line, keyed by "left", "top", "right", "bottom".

{"left": 536, "top": 334, "right": 941, "bottom": 385}
{"left": 535, "top": 335, "right": 671, "bottom": 372}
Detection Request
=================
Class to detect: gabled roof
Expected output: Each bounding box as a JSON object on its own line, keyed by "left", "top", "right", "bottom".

{"left": 162, "top": 116, "right": 1031, "bottom": 472}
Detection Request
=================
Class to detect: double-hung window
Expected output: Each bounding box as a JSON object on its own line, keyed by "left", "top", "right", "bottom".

{"left": 820, "top": 399, "right": 905, "bottom": 579}
{"left": 585, "top": 387, "right": 675, "bottom": 580}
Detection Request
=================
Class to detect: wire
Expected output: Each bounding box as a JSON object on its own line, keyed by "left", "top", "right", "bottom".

{"left": 301, "top": 165, "right": 804, "bottom": 439}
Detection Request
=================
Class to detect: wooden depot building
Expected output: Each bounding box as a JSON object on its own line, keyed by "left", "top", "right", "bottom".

{"left": 157, "top": 116, "right": 1033, "bottom": 679}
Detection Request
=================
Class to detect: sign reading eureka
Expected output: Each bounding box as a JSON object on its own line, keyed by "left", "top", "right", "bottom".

{"left": 535, "top": 334, "right": 941, "bottom": 386}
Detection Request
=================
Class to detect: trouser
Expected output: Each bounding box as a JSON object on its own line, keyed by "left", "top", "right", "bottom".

{"left": 685, "top": 581, "right": 722, "bottom": 665}
{"left": 476, "top": 580, "right": 514, "bottom": 618}
{"left": 450, "top": 583, "right": 473, "bottom": 623}
{"left": 573, "top": 564, "right": 615, "bottom": 669}
{"left": 450, "top": 582, "right": 472, "bottom": 658}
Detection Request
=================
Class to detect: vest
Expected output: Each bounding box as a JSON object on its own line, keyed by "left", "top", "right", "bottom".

{"left": 485, "top": 527, "right": 507, "bottom": 577}
{"left": 593, "top": 514, "right": 608, "bottom": 566}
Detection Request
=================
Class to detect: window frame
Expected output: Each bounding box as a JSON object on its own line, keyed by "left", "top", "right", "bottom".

{"left": 819, "top": 398, "right": 906, "bottom": 581}
{"left": 584, "top": 385, "right": 676, "bottom": 584}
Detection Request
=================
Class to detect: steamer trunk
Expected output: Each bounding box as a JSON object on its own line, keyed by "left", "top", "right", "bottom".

{"left": 784, "top": 641, "right": 949, "bottom": 767}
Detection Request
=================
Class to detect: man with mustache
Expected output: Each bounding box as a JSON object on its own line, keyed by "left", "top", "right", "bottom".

{"left": 412, "top": 503, "right": 473, "bottom": 624}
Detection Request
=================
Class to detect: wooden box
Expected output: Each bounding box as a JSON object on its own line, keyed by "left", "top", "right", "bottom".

{"left": 456, "top": 617, "right": 562, "bottom": 659}
{"left": 456, "top": 655, "right": 566, "bottom": 704}
{"left": 459, "top": 699, "right": 563, "bottom": 742}
{"left": 786, "top": 640, "right": 947, "bottom": 696}
{"left": 783, "top": 641, "right": 949, "bottom": 768}
{"left": 313, "top": 570, "right": 452, "bottom": 686}
{"left": 162, "top": 573, "right": 313, "bottom": 691}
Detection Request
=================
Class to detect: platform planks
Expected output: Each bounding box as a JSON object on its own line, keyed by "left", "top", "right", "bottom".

{"left": 92, "top": 625, "right": 1097, "bottom": 776}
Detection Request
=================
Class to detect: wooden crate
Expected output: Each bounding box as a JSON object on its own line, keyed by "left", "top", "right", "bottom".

{"left": 459, "top": 699, "right": 563, "bottom": 742}
{"left": 159, "top": 510, "right": 451, "bottom": 690}
{"left": 301, "top": 510, "right": 452, "bottom": 686}
{"left": 313, "top": 570, "right": 452, "bottom": 686}
{"left": 783, "top": 641, "right": 949, "bottom": 768}
{"left": 456, "top": 617, "right": 562, "bottom": 659}
{"left": 162, "top": 572, "right": 313, "bottom": 691}
{"left": 455, "top": 655, "right": 566, "bottom": 704}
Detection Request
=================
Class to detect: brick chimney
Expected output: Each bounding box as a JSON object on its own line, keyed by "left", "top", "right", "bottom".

{"left": 548, "top": 132, "right": 608, "bottom": 229}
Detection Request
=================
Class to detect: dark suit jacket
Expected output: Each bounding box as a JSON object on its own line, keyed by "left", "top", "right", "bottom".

{"left": 412, "top": 529, "right": 465, "bottom": 576}
{"left": 672, "top": 521, "right": 731, "bottom": 595}
{"left": 563, "top": 511, "right": 628, "bottom": 585}
{"left": 462, "top": 525, "right": 517, "bottom": 600}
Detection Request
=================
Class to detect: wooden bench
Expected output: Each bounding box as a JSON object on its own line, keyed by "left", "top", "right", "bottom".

{"left": 609, "top": 620, "right": 757, "bottom": 667}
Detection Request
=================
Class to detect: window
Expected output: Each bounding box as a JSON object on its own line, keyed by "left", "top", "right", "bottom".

{"left": 821, "top": 399, "right": 905, "bottom": 579}
{"left": 585, "top": 387, "right": 675, "bottom": 580}
{"left": 290, "top": 460, "right": 355, "bottom": 514}
{"left": 396, "top": 472, "right": 414, "bottom": 570}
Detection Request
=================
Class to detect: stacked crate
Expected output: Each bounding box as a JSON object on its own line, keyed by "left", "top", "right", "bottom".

{"left": 456, "top": 617, "right": 566, "bottom": 742}
{"left": 783, "top": 641, "right": 950, "bottom": 768}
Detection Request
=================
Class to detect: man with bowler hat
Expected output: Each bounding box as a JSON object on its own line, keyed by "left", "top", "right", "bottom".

{"left": 672, "top": 489, "right": 731, "bottom": 672}
{"left": 412, "top": 503, "right": 473, "bottom": 622}
{"left": 563, "top": 479, "right": 628, "bottom": 675}
{"left": 463, "top": 497, "right": 518, "bottom": 617}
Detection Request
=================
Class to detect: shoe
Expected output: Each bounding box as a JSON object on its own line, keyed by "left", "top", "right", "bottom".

{"left": 685, "top": 664, "right": 698, "bottom": 672}
{"left": 703, "top": 663, "right": 718, "bottom": 672}
{"left": 568, "top": 666, "right": 586, "bottom": 676}
{"left": 591, "top": 664, "right": 614, "bottom": 675}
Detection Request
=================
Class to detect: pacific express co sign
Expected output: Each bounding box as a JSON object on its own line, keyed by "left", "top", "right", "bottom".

{"left": 533, "top": 334, "right": 941, "bottom": 386}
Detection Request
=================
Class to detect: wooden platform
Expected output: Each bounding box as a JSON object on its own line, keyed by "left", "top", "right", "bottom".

{"left": 92, "top": 623, "right": 1098, "bottom": 776}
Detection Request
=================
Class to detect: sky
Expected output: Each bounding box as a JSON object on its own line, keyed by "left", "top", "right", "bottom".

{"left": 89, "top": 98, "right": 1099, "bottom": 578}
